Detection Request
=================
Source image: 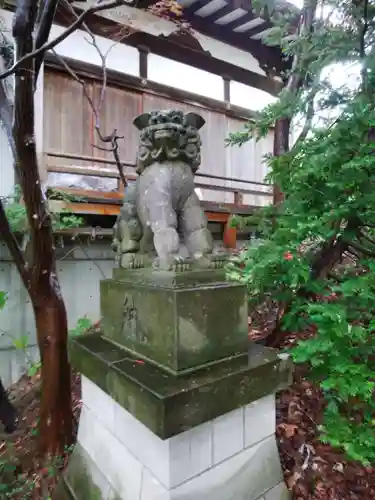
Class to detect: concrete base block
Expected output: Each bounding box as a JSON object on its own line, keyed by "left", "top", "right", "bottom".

{"left": 62, "top": 377, "right": 290, "bottom": 500}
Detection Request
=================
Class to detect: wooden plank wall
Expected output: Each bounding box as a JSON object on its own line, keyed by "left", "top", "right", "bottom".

{"left": 43, "top": 70, "right": 273, "bottom": 205}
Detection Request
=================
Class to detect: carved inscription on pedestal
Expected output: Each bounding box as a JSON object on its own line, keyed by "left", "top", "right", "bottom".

{"left": 121, "top": 293, "right": 148, "bottom": 344}
{"left": 122, "top": 294, "right": 138, "bottom": 342}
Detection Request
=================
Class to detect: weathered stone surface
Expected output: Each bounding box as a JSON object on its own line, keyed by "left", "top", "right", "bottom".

{"left": 64, "top": 390, "right": 290, "bottom": 499}
{"left": 55, "top": 444, "right": 109, "bottom": 500}
{"left": 113, "top": 267, "right": 229, "bottom": 288}
{"left": 112, "top": 109, "right": 226, "bottom": 271}
{"left": 264, "top": 482, "right": 292, "bottom": 500}
{"left": 69, "top": 335, "right": 293, "bottom": 439}
{"left": 100, "top": 270, "right": 248, "bottom": 374}
{"left": 166, "top": 435, "right": 284, "bottom": 500}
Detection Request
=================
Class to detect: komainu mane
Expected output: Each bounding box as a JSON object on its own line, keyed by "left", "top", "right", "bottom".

{"left": 112, "top": 109, "right": 226, "bottom": 271}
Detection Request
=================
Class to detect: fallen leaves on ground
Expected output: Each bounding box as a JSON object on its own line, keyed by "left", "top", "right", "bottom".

{"left": 276, "top": 363, "right": 375, "bottom": 499}
{"left": 0, "top": 372, "right": 82, "bottom": 499}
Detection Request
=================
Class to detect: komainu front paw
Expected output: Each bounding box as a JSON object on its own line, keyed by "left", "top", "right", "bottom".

{"left": 120, "top": 253, "right": 151, "bottom": 269}
{"left": 154, "top": 255, "right": 192, "bottom": 272}
{"left": 171, "top": 259, "right": 192, "bottom": 272}
{"left": 193, "top": 253, "right": 228, "bottom": 269}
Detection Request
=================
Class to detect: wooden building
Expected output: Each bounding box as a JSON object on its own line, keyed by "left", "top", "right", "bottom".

{"left": 0, "top": 0, "right": 292, "bottom": 248}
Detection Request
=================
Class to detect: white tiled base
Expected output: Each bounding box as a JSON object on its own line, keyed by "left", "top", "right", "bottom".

{"left": 73, "top": 376, "right": 290, "bottom": 500}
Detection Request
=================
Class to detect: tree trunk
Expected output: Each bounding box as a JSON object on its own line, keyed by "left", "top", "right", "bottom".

{"left": 33, "top": 292, "right": 73, "bottom": 454}
{"left": 10, "top": 0, "right": 73, "bottom": 454}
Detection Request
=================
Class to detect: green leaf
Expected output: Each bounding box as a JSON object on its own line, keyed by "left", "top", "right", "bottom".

{"left": 0, "top": 290, "right": 7, "bottom": 310}
{"left": 69, "top": 316, "right": 93, "bottom": 337}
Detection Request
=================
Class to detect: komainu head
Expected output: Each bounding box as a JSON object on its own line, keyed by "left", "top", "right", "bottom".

{"left": 133, "top": 109, "right": 205, "bottom": 174}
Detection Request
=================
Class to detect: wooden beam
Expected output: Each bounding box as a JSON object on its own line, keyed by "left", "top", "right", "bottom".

{"left": 223, "top": 76, "right": 230, "bottom": 102}
{"left": 136, "top": 0, "right": 158, "bottom": 8}
{"left": 195, "top": 182, "right": 272, "bottom": 197}
{"left": 45, "top": 150, "right": 272, "bottom": 189}
{"left": 44, "top": 54, "right": 267, "bottom": 119}
{"left": 195, "top": 3, "right": 234, "bottom": 24}
{"left": 181, "top": 14, "right": 289, "bottom": 73}
{"left": 217, "top": 12, "right": 259, "bottom": 31}
{"left": 47, "top": 164, "right": 120, "bottom": 179}
{"left": 46, "top": 150, "right": 135, "bottom": 168}
{"left": 138, "top": 46, "right": 148, "bottom": 79}
{"left": 245, "top": 23, "right": 273, "bottom": 39}
{"left": 48, "top": 187, "right": 124, "bottom": 202}
{"left": 227, "top": 0, "right": 252, "bottom": 10}
{"left": 49, "top": 201, "right": 255, "bottom": 218}
{"left": 53, "top": 4, "right": 284, "bottom": 94}
{"left": 49, "top": 200, "right": 121, "bottom": 215}
{"left": 185, "top": 0, "right": 254, "bottom": 27}
{"left": 205, "top": 212, "right": 229, "bottom": 222}
{"left": 202, "top": 201, "right": 255, "bottom": 214}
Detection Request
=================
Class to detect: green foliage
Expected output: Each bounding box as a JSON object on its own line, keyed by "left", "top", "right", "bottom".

{"left": 228, "top": 0, "right": 375, "bottom": 465}
{"left": 2, "top": 185, "right": 83, "bottom": 234}
{"left": 69, "top": 316, "right": 93, "bottom": 337}
{"left": 0, "top": 290, "right": 7, "bottom": 310}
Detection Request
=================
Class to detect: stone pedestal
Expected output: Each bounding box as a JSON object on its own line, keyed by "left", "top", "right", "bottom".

{"left": 60, "top": 269, "right": 293, "bottom": 500}
{"left": 101, "top": 268, "right": 249, "bottom": 375}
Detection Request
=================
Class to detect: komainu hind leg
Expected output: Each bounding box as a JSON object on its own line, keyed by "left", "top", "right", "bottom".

{"left": 113, "top": 183, "right": 150, "bottom": 269}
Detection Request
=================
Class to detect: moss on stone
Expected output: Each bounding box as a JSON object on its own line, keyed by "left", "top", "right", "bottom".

{"left": 100, "top": 272, "right": 248, "bottom": 375}
{"left": 70, "top": 334, "right": 293, "bottom": 439}
{"left": 62, "top": 444, "right": 106, "bottom": 500}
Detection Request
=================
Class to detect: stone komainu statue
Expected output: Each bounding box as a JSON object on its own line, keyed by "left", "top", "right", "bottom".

{"left": 112, "top": 109, "right": 225, "bottom": 270}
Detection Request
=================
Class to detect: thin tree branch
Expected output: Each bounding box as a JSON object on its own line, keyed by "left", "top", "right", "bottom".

{"left": 0, "top": 198, "right": 30, "bottom": 288}
{"left": 50, "top": 2, "right": 131, "bottom": 187}
{"left": 33, "top": 0, "right": 60, "bottom": 86}
{"left": 349, "top": 241, "right": 375, "bottom": 258}
{"left": 285, "top": 0, "right": 318, "bottom": 93}
{"left": 50, "top": 47, "right": 128, "bottom": 188}
{"left": 0, "top": 0, "right": 127, "bottom": 81}
{"left": 358, "top": 230, "right": 375, "bottom": 246}
{"left": 293, "top": 77, "right": 321, "bottom": 147}
{"left": 359, "top": 0, "right": 369, "bottom": 91}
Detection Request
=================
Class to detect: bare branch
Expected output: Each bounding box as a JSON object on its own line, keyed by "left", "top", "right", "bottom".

{"left": 51, "top": 1, "right": 132, "bottom": 188}
{"left": 50, "top": 47, "right": 128, "bottom": 187}
{"left": 33, "top": 0, "right": 60, "bottom": 86}
{"left": 0, "top": 0, "right": 127, "bottom": 81}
